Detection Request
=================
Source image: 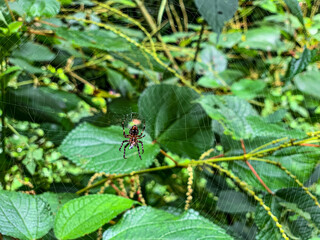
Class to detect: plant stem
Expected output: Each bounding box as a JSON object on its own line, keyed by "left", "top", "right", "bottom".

{"left": 4, "top": 0, "right": 15, "bottom": 21}
{"left": 0, "top": 61, "right": 5, "bottom": 157}
{"left": 160, "top": 149, "right": 178, "bottom": 166}
{"left": 191, "top": 22, "right": 205, "bottom": 84}
{"left": 241, "top": 139, "right": 274, "bottom": 195}
{"left": 76, "top": 134, "right": 320, "bottom": 195}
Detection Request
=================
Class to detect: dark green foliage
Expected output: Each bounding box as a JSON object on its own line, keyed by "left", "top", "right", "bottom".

{"left": 59, "top": 123, "right": 160, "bottom": 173}
{"left": 139, "top": 85, "right": 213, "bottom": 158}
{"left": 54, "top": 194, "right": 136, "bottom": 239}
{"left": 0, "top": 0, "right": 319, "bottom": 239}
{"left": 0, "top": 191, "right": 54, "bottom": 240}
{"left": 103, "top": 206, "right": 233, "bottom": 240}
{"left": 195, "top": 0, "right": 238, "bottom": 35}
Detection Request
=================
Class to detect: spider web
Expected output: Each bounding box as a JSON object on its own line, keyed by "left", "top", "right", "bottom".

{"left": 1, "top": 0, "right": 320, "bottom": 239}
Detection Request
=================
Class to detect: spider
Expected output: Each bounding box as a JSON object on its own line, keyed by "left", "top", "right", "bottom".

{"left": 119, "top": 121, "right": 145, "bottom": 160}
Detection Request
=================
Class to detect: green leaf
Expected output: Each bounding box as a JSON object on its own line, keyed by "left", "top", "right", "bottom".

{"left": 246, "top": 116, "right": 306, "bottom": 139}
{"left": 0, "top": 11, "right": 8, "bottom": 25}
{"left": 253, "top": 0, "right": 278, "bottom": 13}
{"left": 10, "top": 0, "right": 60, "bottom": 18}
{"left": 39, "top": 192, "right": 78, "bottom": 215}
{"left": 54, "top": 194, "right": 136, "bottom": 240}
{"left": 294, "top": 70, "right": 320, "bottom": 99}
{"left": 210, "top": 32, "right": 242, "bottom": 48}
{"left": 197, "top": 76, "right": 221, "bottom": 88}
{"left": 0, "top": 0, "right": 12, "bottom": 25}
{"left": 55, "top": 28, "right": 131, "bottom": 52}
{"left": 103, "top": 206, "right": 233, "bottom": 239}
{"left": 8, "top": 21, "right": 22, "bottom": 33}
{"left": 138, "top": 85, "right": 213, "bottom": 159}
{"left": 12, "top": 41, "right": 55, "bottom": 62}
{"left": 0, "top": 66, "right": 21, "bottom": 88}
{"left": 195, "top": 0, "right": 238, "bottom": 35}
{"left": 59, "top": 123, "right": 160, "bottom": 173}
{"left": 285, "top": 47, "right": 317, "bottom": 81}
{"left": 5, "top": 86, "right": 80, "bottom": 126}
{"left": 239, "top": 27, "right": 282, "bottom": 51}
{"left": 0, "top": 34, "right": 20, "bottom": 56}
{"left": 277, "top": 188, "right": 320, "bottom": 238}
{"left": 231, "top": 146, "right": 320, "bottom": 191}
{"left": 200, "top": 45, "right": 227, "bottom": 74}
{"left": 0, "top": 191, "right": 53, "bottom": 240}
{"left": 217, "top": 190, "right": 255, "bottom": 213}
{"left": 231, "top": 79, "right": 266, "bottom": 100}
{"left": 284, "top": 0, "right": 304, "bottom": 27}
{"left": 255, "top": 195, "right": 282, "bottom": 240}
{"left": 107, "top": 68, "right": 136, "bottom": 96}
{"left": 9, "top": 58, "right": 44, "bottom": 73}
{"left": 197, "top": 94, "right": 258, "bottom": 139}
{"left": 111, "top": 45, "right": 166, "bottom": 72}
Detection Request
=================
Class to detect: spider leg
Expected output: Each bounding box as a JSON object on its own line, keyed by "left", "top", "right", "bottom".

{"left": 138, "top": 140, "right": 144, "bottom": 154}
{"left": 122, "top": 121, "right": 129, "bottom": 138}
{"left": 136, "top": 144, "right": 142, "bottom": 160}
{"left": 138, "top": 121, "right": 146, "bottom": 137}
{"left": 119, "top": 140, "right": 129, "bottom": 151}
{"left": 137, "top": 135, "right": 145, "bottom": 139}
{"left": 123, "top": 143, "right": 129, "bottom": 159}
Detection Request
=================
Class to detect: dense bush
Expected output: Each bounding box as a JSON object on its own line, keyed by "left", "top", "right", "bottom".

{"left": 0, "top": 0, "right": 320, "bottom": 239}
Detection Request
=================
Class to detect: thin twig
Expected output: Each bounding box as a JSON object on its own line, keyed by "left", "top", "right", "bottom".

{"left": 67, "top": 71, "right": 95, "bottom": 88}
{"left": 179, "top": 0, "right": 188, "bottom": 31}
{"left": 160, "top": 149, "right": 178, "bottom": 166}
{"left": 169, "top": 3, "right": 183, "bottom": 32}
{"left": 241, "top": 139, "right": 274, "bottom": 195}
{"left": 157, "top": 0, "right": 167, "bottom": 26}
{"left": 110, "top": 182, "right": 129, "bottom": 198}
{"left": 191, "top": 22, "right": 205, "bottom": 84}
{"left": 4, "top": 0, "right": 15, "bottom": 21}
{"left": 0, "top": 61, "right": 6, "bottom": 159}
{"left": 134, "top": 0, "right": 179, "bottom": 70}
{"left": 165, "top": 2, "right": 177, "bottom": 33}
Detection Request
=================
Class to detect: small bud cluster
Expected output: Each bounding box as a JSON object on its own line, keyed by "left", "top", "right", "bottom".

{"left": 184, "top": 164, "right": 194, "bottom": 211}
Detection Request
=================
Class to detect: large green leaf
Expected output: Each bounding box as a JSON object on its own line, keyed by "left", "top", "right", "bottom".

{"left": 12, "top": 41, "right": 55, "bottom": 62}
{"left": 9, "top": 0, "right": 60, "bottom": 18}
{"left": 197, "top": 94, "right": 258, "bottom": 139}
{"left": 54, "top": 194, "right": 136, "bottom": 240}
{"left": 294, "top": 70, "right": 320, "bottom": 99}
{"left": 231, "top": 146, "right": 320, "bottom": 192}
{"left": 0, "top": 191, "right": 53, "bottom": 240}
{"left": 5, "top": 86, "right": 80, "bottom": 126}
{"left": 55, "top": 28, "right": 131, "bottom": 52}
{"left": 138, "top": 85, "right": 213, "bottom": 159}
{"left": 103, "top": 206, "right": 233, "bottom": 239}
{"left": 195, "top": 0, "right": 238, "bottom": 35}
{"left": 59, "top": 123, "right": 160, "bottom": 173}
{"left": 284, "top": 0, "right": 304, "bottom": 27}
